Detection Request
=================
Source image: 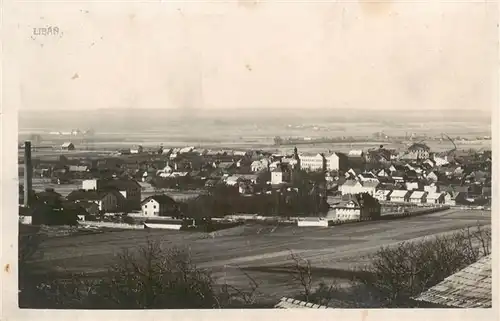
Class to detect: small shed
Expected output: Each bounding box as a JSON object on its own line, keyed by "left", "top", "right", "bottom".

{"left": 61, "top": 142, "right": 75, "bottom": 150}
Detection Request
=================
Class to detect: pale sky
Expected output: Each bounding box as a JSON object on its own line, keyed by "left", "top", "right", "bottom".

{"left": 4, "top": 0, "right": 497, "bottom": 111}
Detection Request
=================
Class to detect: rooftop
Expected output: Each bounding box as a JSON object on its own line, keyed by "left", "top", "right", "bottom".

{"left": 413, "top": 255, "right": 491, "bottom": 308}
{"left": 391, "top": 190, "right": 409, "bottom": 197}
{"left": 274, "top": 297, "right": 329, "bottom": 309}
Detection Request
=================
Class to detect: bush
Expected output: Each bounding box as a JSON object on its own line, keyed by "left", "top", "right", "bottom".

{"left": 356, "top": 225, "right": 491, "bottom": 307}
{"left": 19, "top": 238, "right": 262, "bottom": 309}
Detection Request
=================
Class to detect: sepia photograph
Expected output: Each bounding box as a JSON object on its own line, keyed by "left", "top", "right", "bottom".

{"left": 1, "top": 0, "right": 497, "bottom": 318}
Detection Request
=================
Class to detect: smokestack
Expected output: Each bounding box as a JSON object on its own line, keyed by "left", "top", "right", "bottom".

{"left": 24, "top": 141, "right": 33, "bottom": 207}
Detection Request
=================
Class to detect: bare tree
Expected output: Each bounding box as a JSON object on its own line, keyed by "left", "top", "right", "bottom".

{"left": 287, "top": 251, "right": 313, "bottom": 302}
{"left": 218, "top": 265, "right": 262, "bottom": 307}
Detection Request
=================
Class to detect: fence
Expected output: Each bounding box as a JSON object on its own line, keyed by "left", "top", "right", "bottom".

{"left": 81, "top": 221, "right": 144, "bottom": 229}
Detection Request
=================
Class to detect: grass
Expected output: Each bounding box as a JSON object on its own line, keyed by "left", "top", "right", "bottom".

{"left": 28, "top": 209, "right": 490, "bottom": 299}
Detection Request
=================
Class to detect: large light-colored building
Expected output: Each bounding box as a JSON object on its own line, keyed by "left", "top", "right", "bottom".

{"left": 141, "top": 195, "right": 178, "bottom": 217}
{"left": 324, "top": 152, "right": 348, "bottom": 171}
{"left": 340, "top": 180, "right": 378, "bottom": 196}
{"left": 82, "top": 178, "right": 142, "bottom": 210}
{"left": 298, "top": 153, "right": 325, "bottom": 171}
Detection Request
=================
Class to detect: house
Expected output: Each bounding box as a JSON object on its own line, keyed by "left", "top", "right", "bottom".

{"left": 271, "top": 167, "right": 291, "bottom": 185}
{"left": 405, "top": 181, "right": 419, "bottom": 191}
{"left": 157, "top": 165, "right": 174, "bottom": 177}
{"left": 361, "top": 181, "right": 379, "bottom": 196}
{"left": 334, "top": 193, "right": 381, "bottom": 221}
{"left": 391, "top": 171, "right": 405, "bottom": 182}
{"left": 376, "top": 168, "right": 391, "bottom": 178}
{"left": 224, "top": 175, "right": 241, "bottom": 186}
{"left": 324, "top": 152, "right": 348, "bottom": 171}
{"left": 366, "top": 147, "right": 392, "bottom": 164}
{"left": 358, "top": 172, "right": 379, "bottom": 183}
{"left": 298, "top": 153, "right": 325, "bottom": 172}
{"left": 345, "top": 168, "right": 361, "bottom": 179}
{"left": 179, "top": 146, "right": 194, "bottom": 154}
{"left": 374, "top": 189, "right": 392, "bottom": 202}
{"left": 141, "top": 194, "right": 179, "bottom": 217}
{"left": 426, "top": 192, "right": 444, "bottom": 204}
{"left": 78, "top": 201, "right": 100, "bottom": 216}
{"left": 425, "top": 171, "right": 439, "bottom": 183}
{"left": 389, "top": 190, "right": 410, "bottom": 203}
{"left": 409, "top": 191, "right": 428, "bottom": 204}
{"left": 423, "top": 159, "right": 436, "bottom": 168}
{"left": 340, "top": 180, "right": 377, "bottom": 196}
{"left": 431, "top": 155, "right": 449, "bottom": 166}
{"left": 130, "top": 145, "right": 143, "bottom": 154}
{"left": 217, "top": 161, "right": 236, "bottom": 173}
{"left": 269, "top": 161, "right": 281, "bottom": 171}
{"left": 443, "top": 192, "right": 456, "bottom": 206}
{"left": 347, "top": 150, "right": 364, "bottom": 158}
{"left": 35, "top": 189, "right": 64, "bottom": 207}
{"left": 250, "top": 159, "right": 269, "bottom": 172}
{"left": 86, "top": 178, "right": 142, "bottom": 210}
{"left": 424, "top": 184, "right": 439, "bottom": 193}
{"left": 162, "top": 148, "right": 173, "bottom": 155}
{"left": 405, "top": 143, "right": 431, "bottom": 160}
{"left": 340, "top": 180, "right": 362, "bottom": 195}
{"left": 413, "top": 255, "right": 491, "bottom": 308}
{"left": 66, "top": 190, "right": 123, "bottom": 212}
{"left": 68, "top": 165, "right": 89, "bottom": 172}
{"left": 61, "top": 142, "right": 75, "bottom": 150}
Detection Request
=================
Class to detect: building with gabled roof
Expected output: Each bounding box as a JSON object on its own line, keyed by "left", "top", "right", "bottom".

{"left": 333, "top": 193, "right": 381, "bottom": 221}
{"left": 409, "top": 191, "right": 428, "bottom": 204}
{"left": 374, "top": 189, "right": 392, "bottom": 202}
{"left": 426, "top": 192, "right": 444, "bottom": 204}
{"left": 389, "top": 190, "right": 410, "bottom": 203}
{"left": 141, "top": 194, "right": 179, "bottom": 217}
{"left": 67, "top": 189, "right": 124, "bottom": 212}
{"left": 61, "top": 142, "right": 75, "bottom": 150}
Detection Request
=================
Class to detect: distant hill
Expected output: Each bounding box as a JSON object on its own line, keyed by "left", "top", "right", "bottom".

{"left": 19, "top": 108, "right": 491, "bottom": 132}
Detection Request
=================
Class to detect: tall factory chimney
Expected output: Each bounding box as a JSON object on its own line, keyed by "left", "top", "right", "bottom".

{"left": 24, "top": 141, "right": 33, "bottom": 207}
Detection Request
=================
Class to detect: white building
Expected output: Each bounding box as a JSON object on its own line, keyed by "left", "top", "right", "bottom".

{"left": 324, "top": 152, "right": 347, "bottom": 171}
{"left": 432, "top": 155, "right": 449, "bottom": 166}
{"left": 405, "top": 182, "right": 419, "bottom": 191}
{"left": 348, "top": 150, "right": 364, "bottom": 158}
{"left": 297, "top": 217, "right": 332, "bottom": 227}
{"left": 340, "top": 180, "right": 378, "bottom": 196}
{"left": 409, "top": 191, "right": 428, "bottom": 204}
{"left": 298, "top": 153, "right": 325, "bottom": 171}
{"left": 251, "top": 159, "right": 269, "bottom": 172}
{"left": 444, "top": 192, "right": 456, "bottom": 206}
{"left": 389, "top": 190, "right": 410, "bottom": 203}
{"left": 334, "top": 200, "right": 361, "bottom": 221}
{"left": 271, "top": 168, "right": 284, "bottom": 185}
{"left": 426, "top": 192, "right": 444, "bottom": 204}
{"left": 141, "top": 195, "right": 178, "bottom": 217}
{"left": 130, "top": 145, "right": 143, "bottom": 154}
{"left": 82, "top": 179, "right": 99, "bottom": 190}
{"left": 424, "top": 184, "right": 439, "bottom": 193}
{"left": 374, "top": 189, "right": 392, "bottom": 202}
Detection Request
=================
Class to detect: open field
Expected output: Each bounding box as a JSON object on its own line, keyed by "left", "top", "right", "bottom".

{"left": 31, "top": 208, "right": 490, "bottom": 301}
